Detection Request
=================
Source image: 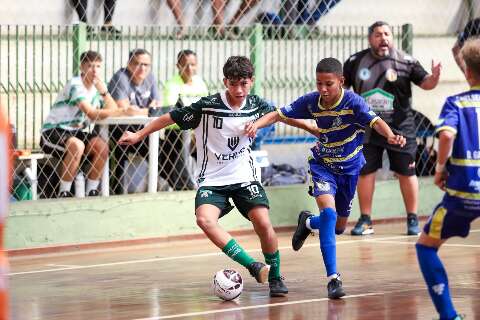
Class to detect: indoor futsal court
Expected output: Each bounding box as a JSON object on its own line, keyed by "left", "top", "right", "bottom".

{"left": 9, "top": 220, "right": 480, "bottom": 320}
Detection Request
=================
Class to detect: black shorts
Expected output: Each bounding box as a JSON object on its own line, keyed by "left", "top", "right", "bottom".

{"left": 41, "top": 128, "right": 98, "bottom": 158}
{"left": 360, "top": 142, "right": 416, "bottom": 176}
{"left": 195, "top": 181, "right": 269, "bottom": 220}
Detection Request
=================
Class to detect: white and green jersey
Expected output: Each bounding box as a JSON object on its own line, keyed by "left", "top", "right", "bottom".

{"left": 42, "top": 76, "right": 103, "bottom": 131}
{"left": 170, "top": 91, "right": 274, "bottom": 187}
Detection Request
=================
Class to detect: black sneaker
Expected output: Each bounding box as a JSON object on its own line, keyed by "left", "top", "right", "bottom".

{"left": 247, "top": 262, "right": 270, "bottom": 284}
{"left": 407, "top": 213, "right": 420, "bottom": 235}
{"left": 86, "top": 25, "right": 95, "bottom": 39}
{"left": 292, "top": 210, "right": 313, "bottom": 251}
{"left": 58, "top": 191, "right": 73, "bottom": 198}
{"left": 88, "top": 190, "right": 99, "bottom": 197}
{"left": 327, "top": 277, "right": 346, "bottom": 299}
{"left": 269, "top": 277, "right": 288, "bottom": 297}
{"left": 100, "top": 25, "right": 121, "bottom": 39}
{"left": 350, "top": 215, "right": 374, "bottom": 236}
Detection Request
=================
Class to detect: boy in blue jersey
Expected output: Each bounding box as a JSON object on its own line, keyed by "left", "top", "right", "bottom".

{"left": 415, "top": 39, "right": 480, "bottom": 320}
{"left": 245, "top": 57, "right": 406, "bottom": 299}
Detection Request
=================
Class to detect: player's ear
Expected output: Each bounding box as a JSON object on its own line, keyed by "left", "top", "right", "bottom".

{"left": 223, "top": 78, "right": 228, "bottom": 88}
{"left": 339, "top": 75, "right": 345, "bottom": 87}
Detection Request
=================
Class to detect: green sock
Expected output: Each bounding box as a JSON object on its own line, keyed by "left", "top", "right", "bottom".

{"left": 264, "top": 250, "right": 281, "bottom": 281}
{"left": 222, "top": 238, "right": 255, "bottom": 268}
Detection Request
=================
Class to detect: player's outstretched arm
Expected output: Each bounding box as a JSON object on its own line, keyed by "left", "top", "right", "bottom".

{"left": 119, "top": 113, "right": 175, "bottom": 145}
{"left": 245, "top": 111, "right": 281, "bottom": 138}
{"left": 372, "top": 118, "right": 406, "bottom": 147}
{"left": 281, "top": 118, "right": 319, "bottom": 138}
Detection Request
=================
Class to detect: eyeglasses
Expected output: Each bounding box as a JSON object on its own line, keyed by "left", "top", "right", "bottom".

{"left": 130, "top": 60, "right": 151, "bottom": 68}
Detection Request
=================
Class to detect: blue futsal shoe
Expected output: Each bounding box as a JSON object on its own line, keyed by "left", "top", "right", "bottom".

{"left": 407, "top": 213, "right": 420, "bottom": 235}
{"left": 350, "top": 215, "right": 374, "bottom": 236}
{"left": 327, "top": 276, "right": 346, "bottom": 299}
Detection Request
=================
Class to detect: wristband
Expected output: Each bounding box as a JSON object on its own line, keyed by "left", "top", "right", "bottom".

{"left": 435, "top": 162, "right": 446, "bottom": 173}
{"left": 100, "top": 91, "right": 108, "bottom": 97}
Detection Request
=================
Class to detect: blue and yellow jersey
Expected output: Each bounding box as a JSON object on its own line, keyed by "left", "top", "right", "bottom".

{"left": 436, "top": 86, "right": 480, "bottom": 201}
{"left": 279, "top": 89, "right": 379, "bottom": 174}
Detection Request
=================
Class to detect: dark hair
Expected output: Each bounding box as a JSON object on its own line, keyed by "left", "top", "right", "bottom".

{"left": 80, "top": 50, "right": 102, "bottom": 64}
{"left": 368, "top": 21, "right": 391, "bottom": 36}
{"left": 177, "top": 49, "right": 196, "bottom": 63}
{"left": 462, "top": 38, "right": 480, "bottom": 77}
{"left": 223, "top": 56, "right": 254, "bottom": 80}
{"left": 128, "top": 48, "right": 151, "bottom": 62}
{"left": 315, "top": 58, "right": 343, "bottom": 75}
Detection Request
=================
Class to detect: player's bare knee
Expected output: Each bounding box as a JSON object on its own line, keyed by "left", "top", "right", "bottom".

{"left": 196, "top": 215, "right": 216, "bottom": 231}
{"left": 252, "top": 219, "right": 274, "bottom": 237}
{"left": 416, "top": 232, "right": 442, "bottom": 248}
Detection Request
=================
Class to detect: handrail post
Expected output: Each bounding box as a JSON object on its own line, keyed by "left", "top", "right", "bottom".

{"left": 249, "top": 23, "right": 264, "bottom": 96}
{"left": 72, "top": 23, "right": 87, "bottom": 76}
{"left": 401, "top": 23, "right": 413, "bottom": 55}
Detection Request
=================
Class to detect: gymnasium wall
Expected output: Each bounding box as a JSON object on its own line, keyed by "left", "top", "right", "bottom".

{"left": 6, "top": 178, "right": 442, "bottom": 250}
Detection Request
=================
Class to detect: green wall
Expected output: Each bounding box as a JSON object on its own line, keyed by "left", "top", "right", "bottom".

{"left": 6, "top": 178, "right": 442, "bottom": 250}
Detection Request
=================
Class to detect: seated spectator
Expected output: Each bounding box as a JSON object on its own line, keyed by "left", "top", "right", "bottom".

{"left": 161, "top": 49, "right": 209, "bottom": 190}
{"left": 40, "top": 50, "right": 134, "bottom": 198}
{"left": 108, "top": 48, "right": 161, "bottom": 194}
{"left": 163, "top": 50, "right": 209, "bottom": 107}
{"left": 109, "top": 48, "right": 201, "bottom": 192}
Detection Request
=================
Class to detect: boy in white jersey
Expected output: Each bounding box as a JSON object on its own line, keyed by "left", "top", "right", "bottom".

{"left": 120, "top": 56, "right": 316, "bottom": 297}
{"left": 41, "top": 51, "right": 135, "bottom": 198}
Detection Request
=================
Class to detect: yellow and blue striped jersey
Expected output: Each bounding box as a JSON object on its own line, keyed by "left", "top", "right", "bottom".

{"left": 436, "top": 87, "right": 480, "bottom": 200}
{"left": 279, "top": 89, "right": 379, "bottom": 174}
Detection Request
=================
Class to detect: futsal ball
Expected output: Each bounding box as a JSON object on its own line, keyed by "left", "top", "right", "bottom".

{"left": 212, "top": 269, "right": 243, "bottom": 301}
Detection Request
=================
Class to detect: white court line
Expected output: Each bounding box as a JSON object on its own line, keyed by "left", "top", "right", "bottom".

{"left": 9, "top": 230, "right": 479, "bottom": 277}
{"left": 133, "top": 291, "right": 387, "bottom": 320}
{"left": 46, "top": 264, "right": 82, "bottom": 268}
{"left": 8, "top": 234, "right": 415, "bottom": 276}
{"left": 133, "top": 283, "right": 480, "bottom": 320}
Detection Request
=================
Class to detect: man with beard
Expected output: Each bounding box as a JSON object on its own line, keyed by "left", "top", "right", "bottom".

{"left": 343, "top": 21, "right": 441, "bottom": 236}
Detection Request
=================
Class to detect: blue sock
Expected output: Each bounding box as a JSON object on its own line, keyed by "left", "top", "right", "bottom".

{"left": 310, "top": 208, "right": 337, "bottom": 277}
{"left": 416, "top": 243, "right": 457, "bottom": 320}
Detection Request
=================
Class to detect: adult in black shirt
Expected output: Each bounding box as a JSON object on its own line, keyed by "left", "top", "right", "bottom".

{"left": 343, "top": 21, "right": 441, "bottom": 236}
{"left": 452, "top": 17, "right": 480, "bottom": 74}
